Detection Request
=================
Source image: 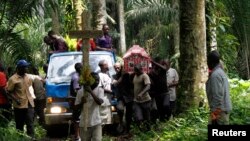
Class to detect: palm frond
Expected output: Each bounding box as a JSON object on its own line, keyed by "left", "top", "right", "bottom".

{"left": 138, "top": 23, "right": 174, "bottom": 40}
{"left": 4, "top": 0, "right": 40, "bottom": 28}
{"left": 0, "top": 28, "right": 32, "bottom": 66}
{"left": 125, "top": 0, "right": 176, "bottom": 22}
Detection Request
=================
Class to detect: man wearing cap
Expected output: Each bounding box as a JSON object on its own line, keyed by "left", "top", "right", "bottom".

{"left": 7, "top": 59, "right": 35, "bottom": 138}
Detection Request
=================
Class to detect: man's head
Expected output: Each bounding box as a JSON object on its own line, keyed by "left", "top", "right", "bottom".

{"left": 48, "top": 30, "right": 57, "bottom": 39}
{"left": 16, "top": 59, "right": 30, "bottom": 76}
{"left": 102, "top": 24, "right": 110, "bottom": 35}
{"left": 134, "top": 63, "right": 143, "bottom": 75}
{"left": 44, "top": 36, "right": 53, "bottom": 45}
{"left": 75, "top": 63, "right": 83, "bottom": 73}
{"left": 99, "top": 60, "right": 109, "bottom": 72}
{"left": 163, "top": 59, "right": 171, "bottom": 71}
{"left": 207, "top": 50, "right": 220, "bottom": 70}
{"left": 114, "top": 62, "right": 122, "bottom": 73}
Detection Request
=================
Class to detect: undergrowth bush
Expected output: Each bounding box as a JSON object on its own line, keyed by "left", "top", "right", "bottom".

{"left": 229, "top": 78, "right": 250, "bottom": 124}
{"left": 0, "top": 121, "right": 47, "bottom": 141}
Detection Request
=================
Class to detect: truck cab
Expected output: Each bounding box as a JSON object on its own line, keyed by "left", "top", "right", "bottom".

{"left": 44, "top": 51, "right": 116, "bottom": 126}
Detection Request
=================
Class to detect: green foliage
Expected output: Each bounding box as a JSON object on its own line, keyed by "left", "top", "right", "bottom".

{"left": 0, "top": 28, "right": 33, "bottom": 65}
{"left": 206, "top": 0, "right": 240, "bottom": 77}
{"left": 125, "top": 0, "right": 177, "bottom": 59}
{"left": 218, "top": 33, "right": 239, "bottom": 77}
{"left": 0, "top": 0, "right": 41, "bottom": 67}
{"left": 0, "top": 121, "right": 46, "bottom": 141}
{"left": 34, "top": 124, "right": 47, "bottom": 140}
{"left": 65, "top": 35, "right": 77, "bottom": 51}
{"left": 14, "top": 16, "right": 50, "bottom": 67}
{"left": 0, "top": 118, "right": 46, "bottom": 140}
{"left": 127, "top": 107, "right": 208, "bottom": 141}
{"left": 220, "top": 0, "right": 250, "bottom": 79}
{"left": 229, "top": 78, "right": 250, "bottom": 124}
{"left": 126, "top": 0, "right": 175, "bottom": 22}
{"left": 62, "top": 0, "right": 77, "bottom": 32}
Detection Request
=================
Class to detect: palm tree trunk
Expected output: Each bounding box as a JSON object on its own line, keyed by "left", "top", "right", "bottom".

{"left": 244, "top": 25, "right": 250, "bottom": 78}
{"left": 172, "top": 0, "right": 180, "bottom": 58}
{"left": 92, "top": 0, "right": 107, "bottom": 30}
{"left": 118, "top": 0, "right": 126, "bottom": 54}
{"left": 206, "top": 0, "right": 217, "bottom": 52}
{"left": 73, "top": 0, "right": 83, "bottom": 30}
{"left": 38, "top": 0, "right": 45, "bottom": 33}
{"left": 50, "top": 0, "right": 60, "bottom": 34}
{"left": 178, "top": 0, "right": 207, "bottom": 113}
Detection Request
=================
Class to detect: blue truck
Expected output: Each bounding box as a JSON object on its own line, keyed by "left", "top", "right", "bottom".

{"left": 44, "top": 51, "right": 117, "bottom": 128}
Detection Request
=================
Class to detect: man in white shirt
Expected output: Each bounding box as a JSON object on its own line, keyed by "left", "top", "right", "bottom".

{"left": 165, "top": 60, "right": 179, "bottom": 117}
{"left": 98, "top": 60, "right": 113, "bottom": 125}
{"left": 75, "top": 72, "right": 104, "bottom": 141}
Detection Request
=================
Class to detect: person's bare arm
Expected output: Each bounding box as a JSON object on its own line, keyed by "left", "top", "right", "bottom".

{"left": 96, "top": 46, "right": 113, "bottom": 52}
{"left": 137, "top": 84, "right": 150, "bottom": 99}
{"left": 85, "top": 86, "right": 103, "bottom": 105}
{"left": 151, "top": 60, "right": 166, "bottom": 70}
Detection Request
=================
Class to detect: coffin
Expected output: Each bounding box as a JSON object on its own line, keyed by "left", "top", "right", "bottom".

{"left": 123, "top": 45, "right": 151, "bottom": 73}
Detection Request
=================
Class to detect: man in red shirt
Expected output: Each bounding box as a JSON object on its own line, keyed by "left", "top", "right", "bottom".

{"left": 0, "top": 63, "right": 12, "bottom": 125}
{"left": 76, "top": 38, "right": 96, "bottom": 51}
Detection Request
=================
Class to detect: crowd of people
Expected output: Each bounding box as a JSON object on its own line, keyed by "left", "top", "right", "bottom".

{"left": 67, "top": 56, "right": 179, "bottom": 141}
{"left": 0, "top": 59, "right": 46, "bottom": 140}
{"left": 0, "top": 22, "right": 232, "bottom": 141}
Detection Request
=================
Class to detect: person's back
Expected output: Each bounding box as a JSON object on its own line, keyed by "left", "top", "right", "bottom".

{"left": 33, "top": 77, "right": 46, "bottom": 126}
{"left": 33, "top": 78, "right": 45, "bottom": 99}
{"left": 54, "top": 36, "right": 69, "bottom": 52}
{"left": 45, "top": 30, "right": 69, "bottom": 53}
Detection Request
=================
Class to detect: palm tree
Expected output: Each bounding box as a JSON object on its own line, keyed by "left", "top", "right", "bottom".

{"left": 72, "top": 0, "right": 84, "bottom": 30}
{"left": 0, "top": 0, "right": 40, "bottom": 66}
{"left": 223, "top": 0, "right": 250, "bottom": 79}
{"left": 125, "top": 0, "right": 177, "bottom": 58}
{"left": 92, "top": 0, "right": 107, "bottom": 29}
{"left": 178, "top": 0, "right": 207, "bottom": 112}
{"left": 118, "top": 0, "right": 126, "bottom": 54}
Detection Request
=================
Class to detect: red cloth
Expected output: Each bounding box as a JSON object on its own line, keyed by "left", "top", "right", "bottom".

{"left": 0, "top": 72, "right": 8, "bottom": 105}
{"left": 76, "top": 39, "right": 96, "bottom": 51}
